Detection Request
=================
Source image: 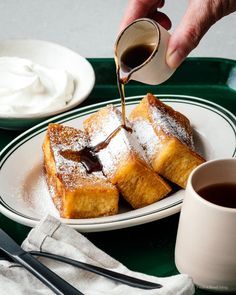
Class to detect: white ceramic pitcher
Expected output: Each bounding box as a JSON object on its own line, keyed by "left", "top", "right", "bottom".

{"left": 115, "top": 18, "right": 175, "bottom": 85}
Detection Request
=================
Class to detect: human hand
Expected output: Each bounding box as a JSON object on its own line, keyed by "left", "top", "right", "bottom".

{"left": 120, "top": 0, "right": 236, "bottom": 69}
{"left": 120, "top": 0, "right": 172, "bottom": 31}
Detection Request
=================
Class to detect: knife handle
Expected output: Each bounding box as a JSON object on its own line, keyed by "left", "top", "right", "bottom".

{"left": 14, "top": 252, "right": 83, "bottom": 295}
{"left": 30, "top": 251, "right": 162, "bottom": 290}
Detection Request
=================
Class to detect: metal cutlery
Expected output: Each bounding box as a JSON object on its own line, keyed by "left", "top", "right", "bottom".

{"left": 0, "top": 229, "right": 83, "bottom": 295}
{"left": 0, "top": 228, "right": 162, "bottom": 291}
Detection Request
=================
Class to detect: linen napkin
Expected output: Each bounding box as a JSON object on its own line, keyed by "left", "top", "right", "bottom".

{"left": 0, "top": 215, "right": 195, "bottom": 295}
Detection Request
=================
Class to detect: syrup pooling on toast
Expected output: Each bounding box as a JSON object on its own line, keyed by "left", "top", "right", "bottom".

{"left": 60, "top": 147, "right": 102, "bottom": 173}
{"left": 61, "top": 125, "right": 132, "bottom": 174}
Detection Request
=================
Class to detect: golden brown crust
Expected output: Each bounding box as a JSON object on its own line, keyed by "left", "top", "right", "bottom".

{"left": 43, "top": 123, "right": 119, "bottom": 218}
{"left": 84, "top": 105, "right": 171, "bottom": 209}
{"left": 43, "top": 92, "right": 204, "bottom": 216}
{"left": 129, "top": 93, "right": 205, "bottom": 188}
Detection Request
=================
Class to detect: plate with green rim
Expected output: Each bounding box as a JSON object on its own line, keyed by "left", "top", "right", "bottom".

{"left": 0, "top": 94, "right": 235, "bottom": 232}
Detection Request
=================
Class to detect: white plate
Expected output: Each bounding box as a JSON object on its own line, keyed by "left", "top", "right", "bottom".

{"left": 0, "top": 95, "right": 235, "bottom": 232}
{"left": 0, "top": 39, "right": 95, "bottom": 130}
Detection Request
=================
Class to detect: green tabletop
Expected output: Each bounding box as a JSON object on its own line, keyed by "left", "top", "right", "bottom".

{"left": 1, "top": 57, "right": 236, "bottom": 295}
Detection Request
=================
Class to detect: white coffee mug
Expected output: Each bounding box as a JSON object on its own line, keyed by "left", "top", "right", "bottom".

{"left": 175, "top": 158, "right": 236, "bottom": 292}
{"left": 114, "top": 18, "right": 175, "bottom": 85}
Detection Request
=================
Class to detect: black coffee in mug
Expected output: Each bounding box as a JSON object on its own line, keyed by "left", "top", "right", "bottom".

{"left": 197, "top": 183, "right": 236, "bottom": 208}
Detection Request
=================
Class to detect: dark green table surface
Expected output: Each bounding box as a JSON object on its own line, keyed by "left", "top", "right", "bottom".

{"left": 1, "top": 57, "right": 236, "bottom": 295}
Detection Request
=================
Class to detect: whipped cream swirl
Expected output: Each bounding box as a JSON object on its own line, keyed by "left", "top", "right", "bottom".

{"left": 0, "top": 57, "right": 75, "bottom": 115}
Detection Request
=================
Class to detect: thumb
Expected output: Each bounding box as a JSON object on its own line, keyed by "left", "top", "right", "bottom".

{"left": 166, "top": 1, "right": 219, "bottom": 69}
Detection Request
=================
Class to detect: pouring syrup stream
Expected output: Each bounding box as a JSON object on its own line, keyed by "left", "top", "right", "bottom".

{"left": 65, "top": 44, "right": 155, "bottom": 173}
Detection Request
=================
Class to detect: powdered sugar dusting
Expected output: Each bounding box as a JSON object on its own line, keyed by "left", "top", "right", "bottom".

{"left": 50, "top": 125, "right": 88, "bottom": 177}
{"left": 48, "top": 124, "right": 108, "bottom": 191}
{"left": 150, "top": 105, "right": 194, "bottom": 149}
{"left": 21, "top": 161, "right": 59, "bottom": 217}
{"left": 132, "top": 119, "right": 163, "bottom": 162}
{"left": 87, "top": 105, "right": 148, "bottom": 177}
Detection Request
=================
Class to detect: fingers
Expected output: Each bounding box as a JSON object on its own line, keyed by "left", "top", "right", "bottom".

{"left": 166, "top": 1, "right": 214, "bottom": 69}
{"left": 158, "top": 0, "right": 165, "bottom": 8}
{"left": 149, "top": 11, "right": 172, "bottom": 30}
{"left": 166, "top": 0, "right": 236, "bottom": 69}
{"left": 119, "top": 0, "right": 166, "bottom": 32}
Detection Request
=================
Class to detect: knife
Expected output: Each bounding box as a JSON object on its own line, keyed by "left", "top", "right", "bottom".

{"left": 0, "top": 229, "right": 83, "bottom": 295}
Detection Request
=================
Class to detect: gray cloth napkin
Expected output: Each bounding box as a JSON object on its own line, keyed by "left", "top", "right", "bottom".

{"left": 0, "top": 215, "right": 195, "bottom": 295}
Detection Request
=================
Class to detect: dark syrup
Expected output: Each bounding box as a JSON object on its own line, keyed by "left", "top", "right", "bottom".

{"left": 93, "top": 124, "right": 132, "bottom": 153}
{"left": 116, "top": 43, "right": 155, "bottom": 126}
{"left": 197, "top": 183, "right": 236, "bottom": 209}
{"left": 120, "top": 43, "right": 156, "bottom": 76}
{"left": 61, "top": 125, "right": 132, "bottom": 173}
{"left": 62, "top": 44, "right": 154, "bottom": 173}
{"left": 60, "top": 148, "right": 102, "bottom": 173}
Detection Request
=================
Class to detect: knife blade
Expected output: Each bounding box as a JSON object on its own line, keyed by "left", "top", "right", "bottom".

{"left": 0, "top": 229, "right": 82, "bottom": 295}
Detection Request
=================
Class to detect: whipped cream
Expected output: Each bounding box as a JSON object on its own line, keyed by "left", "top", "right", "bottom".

{"left": 0, "top": 57, "right": 75, "bottom": 115}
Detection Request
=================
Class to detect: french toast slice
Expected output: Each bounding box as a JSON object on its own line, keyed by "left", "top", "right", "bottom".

{"left": 129, "top": 93, "right": 205, "bottom": 188}
{"left": 83, "top": 105, "right": 171, "bottom": 209}
{"left": 43, "top": 123, "right": 119, "bottom": 218}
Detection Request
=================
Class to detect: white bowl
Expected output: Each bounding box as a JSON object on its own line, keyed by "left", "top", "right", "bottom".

{"left": 0, "top": 39, "right": 95, "bottom": 130}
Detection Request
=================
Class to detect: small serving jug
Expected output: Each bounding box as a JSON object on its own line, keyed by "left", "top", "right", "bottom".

{"left": 115, "top": 18, "right": 175, "bottom": 85}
